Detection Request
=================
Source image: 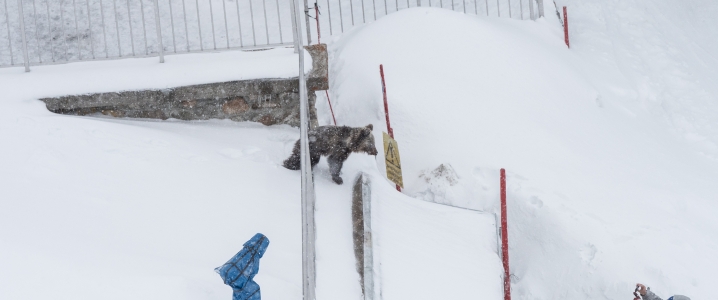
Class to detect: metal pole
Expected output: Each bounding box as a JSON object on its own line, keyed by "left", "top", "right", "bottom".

{"left": 528, "top": 0, "right": 534, "bottom": 20}
{"left": 222, "top": 0, "right": 229, "bottom": 48}
{"left": 72, "top": 0, "right": 80, "bottom": 59}
{"left": 152, "top": 0, "right": 164, "bottom": 62}
{"left": 126, "top": 0, "right": 135, "bottom": 56}
{"left": 325, "top": 0, "right": 332, "bottom": 35}
{"left": 44, "top": 0, "right": 55, "bottom": 61}
{"left": 182, "top": 0, "right": 189, "bottom": 51}
{"left": 139, "top": 0, "right": 148, "bottom": 54}
{"left": 537, "top": 0, "right": 543, "bottom": 18}
{"left": 361, "top": 175, "right": 374, "bottom": 300}
{"left": 168, "top": 0, "right": 177, "bottom": 52}
{"left": 99, "top": 0, "right": 108, "bottom": 58}
{"left": 303, "top": 0, "right": 310, "bottom": 44}
{"left": 235, "top": 0, "right": 244, "bottom": 47}
{"left": 17, "top": 0, "right": 31, "bottom": 71}
{"left": 261, "top": 0, "right": 268, "bottom": 44}
{"left": 112, "top": 0, "right": 121, "bottom": 56}
{"left": 249, "top": 0, "right": 256, "bottom": 46}
{"left": 519, "top": 0, "right": 523, "bottom": 19}
{"left": 208, "top": 0, "right": 216, "bottom": 49}
{"left": 275, "top": 0, "right": 282, "bottom": 42}
{"left": 194, "top": 0, "right": 202, "bottom": 50}
{"left": 290, "top": 0, "right": 298, "bottom": 52}
{"left": 500, "top": 168, "right": 511, "bottom": 300}
{"left": 86, "top": 0, "right": 95, "bottom": 59}
{"left": 293, "top": 1, "right": 316, "bottom": 300}
{"left": 32, "top": 0, "right": 41, "bottom": 63}
{"left": 4, "top": 0, "right": 15, "bottom": 65}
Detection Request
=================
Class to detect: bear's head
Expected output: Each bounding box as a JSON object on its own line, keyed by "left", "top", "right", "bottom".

{"left": 355, "top": 124, "right": 378, "bottom": 156}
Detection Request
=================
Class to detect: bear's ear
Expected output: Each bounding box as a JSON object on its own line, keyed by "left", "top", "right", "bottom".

{"left": 365, "top": 124, "right": 374, "bottom": 131}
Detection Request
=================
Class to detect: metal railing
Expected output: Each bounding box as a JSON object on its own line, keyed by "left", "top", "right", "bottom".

{"left": 1, "top": 0, "right": 543, "bottom": 71}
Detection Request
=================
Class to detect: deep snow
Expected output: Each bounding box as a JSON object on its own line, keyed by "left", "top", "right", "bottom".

{"left": 2, "top": 2, "right": 718, "bottom": 300}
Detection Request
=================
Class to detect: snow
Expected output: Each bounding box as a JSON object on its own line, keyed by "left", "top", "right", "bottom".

{"left": 2, "top": 2, "right": 718, "bottom": 300}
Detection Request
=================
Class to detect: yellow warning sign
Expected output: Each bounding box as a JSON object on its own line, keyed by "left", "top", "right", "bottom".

{"left": 383, "top": 132, "right": 404, "bottom": 188}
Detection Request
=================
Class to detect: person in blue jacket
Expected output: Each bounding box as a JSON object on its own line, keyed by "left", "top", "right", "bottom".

{"left": 636, "top": 283, "right": 691, "bottom": 300}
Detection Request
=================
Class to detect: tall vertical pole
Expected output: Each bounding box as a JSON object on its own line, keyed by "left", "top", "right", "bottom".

{"left": 380, "top": 64, "right": 400, "bottom": 193}
{"left": 294, "top": 0, "right": 316, "bottom": 299}
{"left": 290, "top": 0, "right": 300, "bottom": 53}
{"left": 500, "top": 168, "right": 511, "bottom": 300}
{"left": 303, "top": 0, "right": 312, "bottom": 45}
{"left": 153, "top": 0, "right": 165, "bottom": 63}
{"left": 17, "top": 0, "right": 30, "bottom": 72}
{"left": 537, "top": 0, "right": 544, "bottom": 18}
{"left": 563, "top": 6, "right": 569, "bottom": 48}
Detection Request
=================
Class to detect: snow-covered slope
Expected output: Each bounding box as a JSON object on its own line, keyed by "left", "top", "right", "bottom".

{"left": 2, "top": 1, "right": 718, "bottom": 300}
{"left": 323, "top": 6, "right": 718, "bottom": 300}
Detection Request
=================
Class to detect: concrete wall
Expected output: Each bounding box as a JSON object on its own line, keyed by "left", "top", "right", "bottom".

{"left": 41, "top": 44, "right": 329, "bottom": 128}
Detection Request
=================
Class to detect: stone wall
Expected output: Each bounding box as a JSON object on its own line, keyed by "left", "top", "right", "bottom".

{"left": 41, "top": 44, "right": 329, "bottom": 128}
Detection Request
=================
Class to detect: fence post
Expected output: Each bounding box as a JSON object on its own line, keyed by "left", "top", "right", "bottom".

{"left": 17, "top": 0, "right": 30, "bottom": 72}
{"left": 529, "top": 0, "right": 534, "bottom": 20}
{"left": 290, "top": 0, "right": 300, "bottom": 53}
{"left": 537, "top": 0, "right": 544, "bottom": 18}
{"left": 500, "top": 168, "right": 511, "bottom": 300}
{"left": 152, "top": 0, "right": 165, "bottom": 63}
{"left": 563, "top": 6, "right": 569, "bottom": 48}
{"left": 361, "top": 175, "right": 374, "bottom": 300}
{"left": 303, "top": 0, "right": 312, "bottom": 45}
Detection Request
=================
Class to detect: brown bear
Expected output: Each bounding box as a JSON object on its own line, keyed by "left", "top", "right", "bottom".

{"left": 283, "top": 124, "right": 379, "bottom": 184}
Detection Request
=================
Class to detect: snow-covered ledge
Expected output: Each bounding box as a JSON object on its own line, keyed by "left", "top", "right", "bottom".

{"left": 40, "top": 44, "right": 328, "bottom": 128}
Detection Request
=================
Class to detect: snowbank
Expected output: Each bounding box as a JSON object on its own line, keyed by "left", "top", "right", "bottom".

{"left": 326, "top": 7, "right": 718, "bottom": 299}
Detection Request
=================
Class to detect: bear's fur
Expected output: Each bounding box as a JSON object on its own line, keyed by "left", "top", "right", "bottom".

{"left": 283, "top": 124, "right": 379, "bottom": 184}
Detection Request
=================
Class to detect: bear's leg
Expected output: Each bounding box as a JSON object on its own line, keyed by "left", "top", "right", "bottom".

{"left": 327, "top": 155, "right": 345, "bottom": 185}
{"left": 310, "top": 152, "right": 321, "bottom": 168}
{"left": 282, "top": 140, "right": 302, "bottom": 170}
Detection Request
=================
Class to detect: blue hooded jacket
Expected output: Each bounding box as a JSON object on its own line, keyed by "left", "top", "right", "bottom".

{"left": 215, "top": 233, "right": 270, "bottom": 300}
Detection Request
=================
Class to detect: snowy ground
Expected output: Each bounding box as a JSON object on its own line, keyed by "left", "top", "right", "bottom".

{"left": 2, "top": 2, "right": 718, "bottom": 300}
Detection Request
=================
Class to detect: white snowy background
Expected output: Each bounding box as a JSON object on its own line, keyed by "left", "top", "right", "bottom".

{"left": 1, "top": 0, "right": 718, "bottom": 299}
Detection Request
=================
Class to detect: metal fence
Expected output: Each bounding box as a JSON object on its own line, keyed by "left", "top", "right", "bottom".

{"left": 0, "top": 0, "right": 543, "bottom": 70}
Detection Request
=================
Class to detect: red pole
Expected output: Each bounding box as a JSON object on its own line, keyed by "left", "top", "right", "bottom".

{"left": 563, "top": 6, "right": 569, "bottom": 48}
{"left": 314, "top": 3, "right": 321, "bottom": 44}
{"left": 500, "top": 168, "right": 511, "bottom": 300}
{"left": 380, "top": 64, "right": 400, "bottom": 192}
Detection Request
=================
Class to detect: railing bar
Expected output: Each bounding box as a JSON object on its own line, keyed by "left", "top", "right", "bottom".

{"left": 60, "top": 0, "right": 69, "bottom": 60}
{"left": 508, "top": 0, "right": 511, "bottom": 18}
{"left": 32, "top": 0, "right": 41, "bottom": 63}
{"left": 181, "top": 0, "right": 189, "bottom": 51}
{"left": 248, "top": 0, "right": 256, "bottom": 46}
{"left": 139, "top": 0, "right": 148, "bottom": 54}
{"left": 99, "top": 0, "right": 108, "bottom": 57}
{"left": 405, "top": 0, "right": 408, "bottom": 10}
{"left": 208, "top": 0, "right": 216, "bottom": 49}
{"left": 519, "top": 0, "right": 523, "bottom": 19}
{"left": 3, "top": 0, "right": 14, "bottom": 65}
{"left": 234, "top": 0, "right": 243, "bottom": 47}
{"left": 169, "top": 0, "right": 177, "bottom": 52}
{"left": 72, "top": 0, "right": 81, "bottom": 59}
{"left": 450, "top": 0, "right": 453, "bottom": 11}
{"left": 484, "top": 0, "right": 487, "bottom": 16}
{"left": 86, "top": 0, "right": 95, "bottom": 59}
{"left": 275, "top": 0, "right": 282, "bottom": 43}
{"left": 348, "top": 0, "right": 353, "bottom": 25}
{"left": 337, "top": 0, "right": 342, "bottom": 32}
{"left": 463, "top": 0, "right": 466, "bottom": 13}
{"left": 112, "top": 0, "right": 121, "bottom": 56}
{"left": 18, "top": 0, "right": 31, "bottom": 70}
{"left": 222, "top": 0, "right": 229, "bottom": 48}
{"left": 374, "top": 0, "right": 376, "bottom": 21}
{"left": 496, "top": 0, "right": 499, "bottom": 17}
{"left": 383, "top": 0, "right": 387, "bottom": 15}
{"left": 194, "top": 0, "right": 202, "bottom": 50}
{"left": 262, "top": 0, "right": 268, "bottom": 45}
{"left": 152, "top": 0, "right": 163, "bottom": 61}
{"left": 126, "top": 0, "right": 135, "bottom": 55}
{"left": 44, "top": 0, "right": 55, "bottom": 61}
{"left": 474, "top": 0, "right": 477, "bottom": 14}
{"left": 360, "top": 0, "right": 364, "bottom": 23}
